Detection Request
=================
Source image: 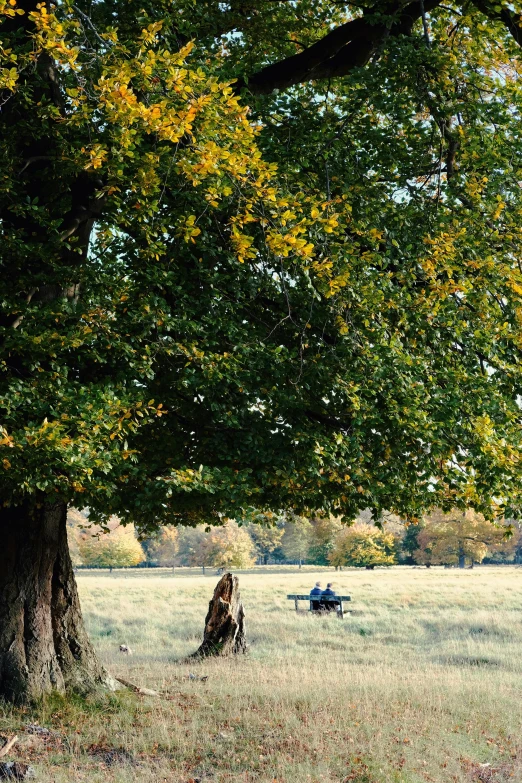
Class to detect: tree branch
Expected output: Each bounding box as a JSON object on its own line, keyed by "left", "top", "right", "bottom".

{"left": 471, "top": 0, "right": 522, "bottom": 47}
{"left": 241, "top": 0, "right": 444, "bottom": 94}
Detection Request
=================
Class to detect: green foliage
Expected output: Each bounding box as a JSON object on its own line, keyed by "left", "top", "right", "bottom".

{"left": 308, "top": 516, "right": 343, "bottom": 566}
{"left": 78, "top": 524, "right": 145, "bottom": 568}
{"left": 281, "top": 516, "right": 313, "bottom": 565}
{"left": 4, "top": 0, "right": 522, "bottom": 528}
{"left": 329, "top": 526, "right": 397, "bottom": 568}
{"left": 246, "top": 512, "right": 285, "bottom": 564}
{"left": 400, "top": 523, "right": 425, "bottom": 565}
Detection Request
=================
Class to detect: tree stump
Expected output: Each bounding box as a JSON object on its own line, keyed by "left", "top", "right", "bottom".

{"left": 191, "top": 573, "right": 247, "bottom": 658}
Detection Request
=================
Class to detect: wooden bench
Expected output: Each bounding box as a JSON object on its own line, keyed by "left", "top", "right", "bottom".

{"left": 287, "top": 594, "right": 351, "bottom": 619}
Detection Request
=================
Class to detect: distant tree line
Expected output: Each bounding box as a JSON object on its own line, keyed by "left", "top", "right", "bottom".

{"left": 67, "top": 508, "right": 521, "bottom": 570}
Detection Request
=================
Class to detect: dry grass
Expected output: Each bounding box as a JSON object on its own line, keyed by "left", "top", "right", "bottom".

{"left": 2, "top": 566, "right": 522, "bottom": 782}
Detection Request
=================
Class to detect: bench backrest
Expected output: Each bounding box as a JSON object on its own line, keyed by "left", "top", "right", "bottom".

{"left": 287, "top": 594, "right": 351, "bottom": 601}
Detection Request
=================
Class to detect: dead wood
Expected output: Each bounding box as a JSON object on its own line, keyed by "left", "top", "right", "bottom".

{"left": 114, "top": 677, "right": 159, "bottom": 696}
{"left": 190, "top": 573, "right": 247, "bottom": 658}
{"left": 0, "top": 738, "right": 18, "bottom": 759}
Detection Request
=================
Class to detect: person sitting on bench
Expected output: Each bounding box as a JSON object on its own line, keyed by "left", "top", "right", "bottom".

{"left": 321, "top": 583, "right": 340, "bottom": 612}
{"left": 310, "top": 581, "right": 323, "bottom": 611}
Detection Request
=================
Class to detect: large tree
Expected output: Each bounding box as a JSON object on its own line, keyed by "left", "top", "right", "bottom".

{"left": 3, "top": 0, "right": 522, "bottom": 702}
{"left": 281, "top": 515, "right": 313, "bottom": 567}
{"left": 78, "top": 524, "right": 145, "bottom": 568}
{"left": 142, "top": 526, "right": 179, "bottom": 568}
{"left": 414, "top": 509, "right": 509, "bottom": 567}
{"left": 329, "top": 525, "right": 398, "bottom": 568}
{"left": 204, "top": 521, "right": 256, "bottom": 570}
{"left": 308, "top": 516, "right": 343, "bottom": 566}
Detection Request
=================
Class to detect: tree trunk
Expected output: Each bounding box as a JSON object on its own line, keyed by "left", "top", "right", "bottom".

{"left": 191, "top": 573, "right": 247, "bottom": 658}
{"left": 0, "top": 498, "right": 114, "bottom": 703}
{"left": 458, "top": 552, "right": 466, "bottom": 569}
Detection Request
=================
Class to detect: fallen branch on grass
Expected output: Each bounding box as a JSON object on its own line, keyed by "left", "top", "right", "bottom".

{"left": 0, "top": 737, "right": 18, "bottom": 759}
{"left": 114, "top": 673, "right": 209, "bottom": 698}
{"left": 114, "top": 677, "right": 159, "bottom": 697}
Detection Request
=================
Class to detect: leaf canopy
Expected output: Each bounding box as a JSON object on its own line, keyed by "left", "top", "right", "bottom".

{"left": 3, "top": 0, "right": 522, "bottom": 525}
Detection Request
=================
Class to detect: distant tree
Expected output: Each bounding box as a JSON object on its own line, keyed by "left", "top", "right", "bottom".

{"left": 507, "top": 521, "right": 522, "bottom": 564}
{"left": 142, "top": 526, "right": 179, "bottom": 567}
{"left": 281, "top": 516, "right": 313, "bottom": 568}
{"left": 175, "top": 522, "right": 255, "bottom": 570}
{"left": 177, "top": 526, "right": 213, "bottom": 569}
{"left": 308, "top": 516, "right": 343, "bottom": 565}
{"left": 400, "top": 522, "right": 425, "bottom": 565}
{"left": 414, "top": 510, "right": 509, "bottom": 568}
{"left": 486, "top": 519, "right": 522, "bottom": 564}
{"left": 79, "top": 524, "right": 145, "bottom": 568}
{"left": 67, "top": 508, "right": 88, "bottom": 567}
{"left": 329, "top": 526, "right": 397, "bottom": 569}
{"left": 246, "top": 513, "right": 284, "bottom": 564}
{"left": 205, "top": 522, "right": 256, "bottom": 569}
{"left": 482, "top": 523, "right": 521, "bottom": 563}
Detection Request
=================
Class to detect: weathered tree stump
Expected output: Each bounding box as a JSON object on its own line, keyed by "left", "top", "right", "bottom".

{"left": 191, "top": 573, "right": 247, "bottom": 658}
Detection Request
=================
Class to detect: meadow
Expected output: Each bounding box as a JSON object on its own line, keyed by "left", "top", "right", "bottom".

{"left": 1, "top": 566, "right": 522, "bottom": 783}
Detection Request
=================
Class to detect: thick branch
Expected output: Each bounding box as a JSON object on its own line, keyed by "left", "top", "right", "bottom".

{"left": 242, "top": 0, "right": 444, "bottom": 94}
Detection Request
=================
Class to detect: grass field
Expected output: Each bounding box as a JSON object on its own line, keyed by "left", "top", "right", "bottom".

{"left": 1, "top": 566, "right": 522, "bottom": 783}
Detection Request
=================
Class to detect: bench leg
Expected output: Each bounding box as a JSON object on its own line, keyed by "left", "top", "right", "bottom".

{"left": 338, "top": 600, "right": 344, "bottom": 619}
{"left": 295, "top": 598, "right": 299, "bottom": 612}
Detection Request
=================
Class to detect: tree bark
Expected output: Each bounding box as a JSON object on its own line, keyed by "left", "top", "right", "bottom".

{"left": 191, "top": 573, "right": 247, "bottom": 658}
{"left": 0, "top": 498, "right": 114, "bottom": 703}
{"left": 458, "top": 552, "right": 465, "bottom": 569}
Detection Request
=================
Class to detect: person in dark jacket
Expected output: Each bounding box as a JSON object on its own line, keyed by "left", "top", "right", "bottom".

{"left": 321, "top": 583, "right": 340, "bottom": 612}
{"left": 310, "top": 581, "right": 322, "bottom": 612}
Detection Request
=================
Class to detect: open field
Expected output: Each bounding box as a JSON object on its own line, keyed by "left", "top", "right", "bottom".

{"left": 1, "top": 566, "right": 522, "bottom": 782}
